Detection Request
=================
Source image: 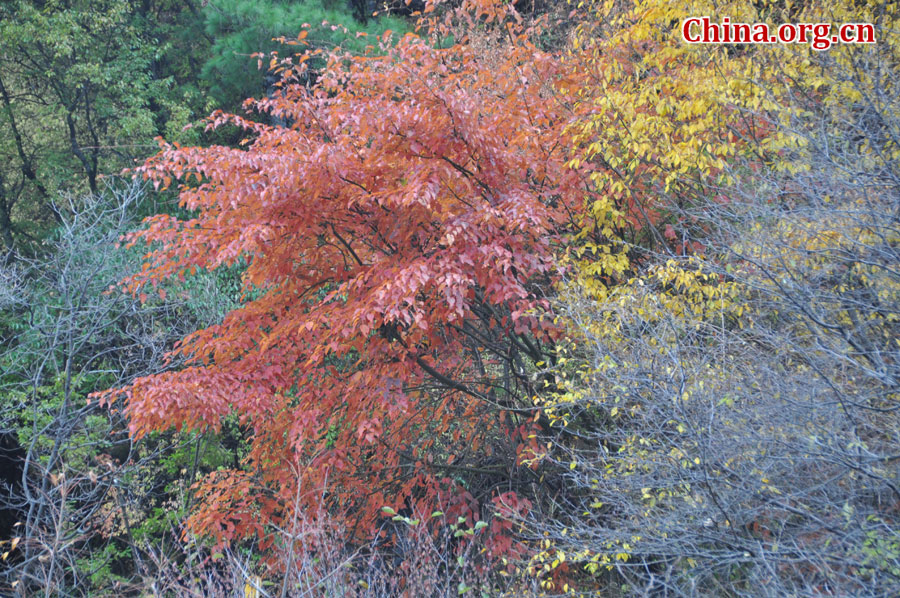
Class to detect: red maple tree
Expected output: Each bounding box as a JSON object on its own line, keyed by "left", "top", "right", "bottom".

{"left": 100, "top": 1, "right": 593, "bottom": 548}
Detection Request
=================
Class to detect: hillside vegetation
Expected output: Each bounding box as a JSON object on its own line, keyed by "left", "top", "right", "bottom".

{"left": 1, "top": 0, "right": 898, "bottom": 596}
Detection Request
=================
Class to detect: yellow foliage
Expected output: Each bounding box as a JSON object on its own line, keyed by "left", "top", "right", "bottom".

{"left": 564, "top": 0, "right": 899, "bottom": 298}
{"left": 531, "top": 0, "right": 899, "bottom": 591}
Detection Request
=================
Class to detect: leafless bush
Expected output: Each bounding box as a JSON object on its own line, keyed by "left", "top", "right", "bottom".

{"left": 0, "top": 181, "right": 236, "bottom": 596}
{"left": 140, "top": 481, "right": 539, "bottom": 598}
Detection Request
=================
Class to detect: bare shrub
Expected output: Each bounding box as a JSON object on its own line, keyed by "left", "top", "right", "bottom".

{"left": 0, "top": 182, "right": 234, "bottom": 596}
{"left": 141, "top": 488, "right": 540, "bottom": 598}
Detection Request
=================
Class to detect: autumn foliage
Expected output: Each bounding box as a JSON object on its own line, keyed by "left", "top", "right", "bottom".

{"left": 8, "top": 0, "right": 900, "bottom": 594}
{"left": 98, "top": 0, "right": 592, "bottom": 549}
